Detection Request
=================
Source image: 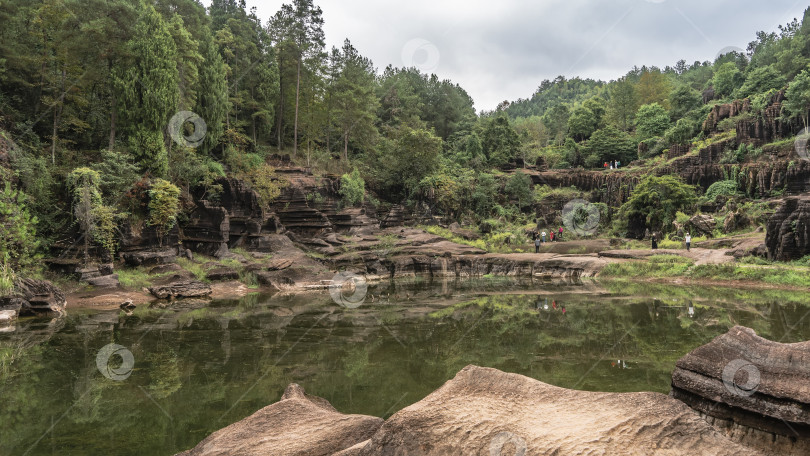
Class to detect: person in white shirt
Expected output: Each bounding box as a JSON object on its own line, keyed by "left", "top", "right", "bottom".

{"left": 685, "top": 233, "right": 691, "bottom": 251}
{"left": 541, "top": 231, "right": 547, "bottom": 243}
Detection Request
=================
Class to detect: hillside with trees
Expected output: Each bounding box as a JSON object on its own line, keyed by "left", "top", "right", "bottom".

{"left": 2, "top": 0, "right": 810, "bottom": 285}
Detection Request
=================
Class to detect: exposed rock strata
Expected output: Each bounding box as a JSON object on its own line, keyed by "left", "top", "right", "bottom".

{"left": 765, "top": 196, "right": 810, "bottom": 261}
{"left": 670, "top": 326, "right": 810, "bottom": 455}
{"left": 149, "top": 280, "right": 212, "bottom": 300}
{"left": 0, "top": 278, "right": 67, "bottom": 316}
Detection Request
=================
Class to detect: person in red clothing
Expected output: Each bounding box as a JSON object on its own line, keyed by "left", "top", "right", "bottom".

{"left": 558, "top": 226, "right": 563, "bottom": 241}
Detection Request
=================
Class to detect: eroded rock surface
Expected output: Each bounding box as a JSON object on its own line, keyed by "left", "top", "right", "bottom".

{"left": 1, "top": 278, "right": 67, "bottom": 316}
{"left": 356, "top": 365, "right": 756, "bottom": 455}
{"left": 671, "top": 326, "right": 810, "bottom": 455}
{"left": 766, "top": 196, "right": 810, "bottom": 261}
{"left": 149, "top": 280, "right": 212, "bottom": 300}
{"left": 176, "top": 384, "right": 382, "bottom": 456}
{"left": 121, "top": 249, "right": 177, "bottom": 267}
{"left": 178, "top": 366, "right": 760, "bottom": 456}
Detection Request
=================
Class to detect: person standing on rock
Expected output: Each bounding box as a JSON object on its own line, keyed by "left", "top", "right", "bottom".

{"left": 685, "top": 233, "right": 692, "bottom": 251}
{"left": 651, "top": 234, "right": 658, "bottom": 250}
{"left": 535, "top": 237, "right": 541, "bottom": 253}
{"left": 541, "top": 230, "right": 547, "bottom": 243}
{"left": 558, "top": 226, "right": 563, "bottom": 241}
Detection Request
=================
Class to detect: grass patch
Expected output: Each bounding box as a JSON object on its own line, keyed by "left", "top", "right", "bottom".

{"left": 0, "top": 261, "right": 15, "bottom": 296}
{"left": 117, "top": 268, "right": 154, "bottom": 289}
{"left": 422, "top": 225, "right": 488, "bottom": 251}
{"left": 534, "top": 184, "right": 587, "bottom": 202}
{"left": 601, "top": 256, "right": 694, "bottom": 278}
{"left": 689, "top": 264, "right": 810, "bottom": 287}
{"left": 762, "top": 137, "right": 795, "bottom": 150}
{"left": 604, "top": 255, "right": 810, "bottom": 288}
{"left": 177, "top": 258, "right": 208, "bottom": 281}
{"left": 422, "top": 223, "right": 540, "bottom": 253}
{"left": 649, "top": 254, "right": 692, "bottom": 264}
{"left": 239, "top": 270, "right": 259, "bottom": 289}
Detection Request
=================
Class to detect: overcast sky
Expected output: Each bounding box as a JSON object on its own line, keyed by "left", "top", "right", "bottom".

{"left": 201, "top": 0, "right": 808, "bottom": 111}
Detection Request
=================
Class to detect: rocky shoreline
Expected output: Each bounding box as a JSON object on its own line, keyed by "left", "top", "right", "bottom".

{"left": 175, "top": 326, "right": 809, "bottom": 455}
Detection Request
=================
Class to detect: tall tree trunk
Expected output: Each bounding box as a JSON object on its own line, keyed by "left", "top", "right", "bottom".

{"left": 251, "top": 87, "right": 257, "bottom": 144}
{"left": 343, "top": 131, "right": 348, "bottom": 161}
{"left": 294, "top": 58, "right": 301, "bottom": 155}
{"left": 277, "top": 53, "right": 284, "bottom": 150}
{"left": 51, "top": 109, "right": 58, "bottom": 165}
{"left": 109, "top": 92, "right": 117, "bottom": 150}
{"left": 51, "top": 66, "right": 66, "bottom": 165}
{"left": 226, "top": 74, "right": 231, "bottom": 130}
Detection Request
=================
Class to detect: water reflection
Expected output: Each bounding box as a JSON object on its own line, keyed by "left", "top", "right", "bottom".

{"left": 2, "top": 278, "right": 810, "bottom": 456}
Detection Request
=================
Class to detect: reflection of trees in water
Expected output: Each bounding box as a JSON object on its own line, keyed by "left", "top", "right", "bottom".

{"left": 4, "top": 283, "right": 810, "bottom": 455}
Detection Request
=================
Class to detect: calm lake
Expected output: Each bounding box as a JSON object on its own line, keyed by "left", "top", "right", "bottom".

{"left": 3, "top": 278, "right": 810, "bottom": 456}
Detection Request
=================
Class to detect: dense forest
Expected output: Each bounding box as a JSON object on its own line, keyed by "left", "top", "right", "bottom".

{"left": 2, "top": 0, "right": 810, "bottom": 281}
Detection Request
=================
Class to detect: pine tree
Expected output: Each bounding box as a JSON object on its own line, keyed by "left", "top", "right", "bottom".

{"left": 331, "top": 39, "right": 378, "bottom": 161}
{"left": 195, "top": 27, "right": 229, "bottom": 155}
{"left": 115, "top": 5, "right": 179, "bottom": 177}
{"left": 269, "top": 0, "right": 325, "bottom": 154}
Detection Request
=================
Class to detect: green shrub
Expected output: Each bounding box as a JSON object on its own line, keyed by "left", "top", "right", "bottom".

{"left": 339, "top": 168, "right": 365, "bottom": 207}
{"left": 242, "top": 164, "right": 284, "bottom": 211}
{"left": 147, "top": 179, "right": 181, "bottom": 247}
{"left": 704, "top": 180, "right": 738, "bottom": 201}
{"left": 613, "top": 175, "right": 697, "bottom": 238}
{"left": 504, "top": 172, "right": 534, "bottom": 208}
{"left": 93, "top": 149, "right": 140, "bottom": 204}
{"left": 0, "top": 183, "right": 41, "bottom": 271}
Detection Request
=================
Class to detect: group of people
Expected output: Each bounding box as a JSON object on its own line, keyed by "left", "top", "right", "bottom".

{"left": 532, "top": 226, "right": 564, "bottom": 253}
{"left": 535, "top": 298, "right": 567, "bottom": 315}
{"left": 603, "top": 160, "right": 621, "bottom": 170}
{"left": 650, "top": 232, "right": 692, "bottom": 251}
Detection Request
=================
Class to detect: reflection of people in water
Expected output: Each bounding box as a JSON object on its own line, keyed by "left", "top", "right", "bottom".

{"left": 561, "top": 306, "right": 566, "bottom": 315}
{"left": 688, "top": 303, "right": 695, "bottom": 318}
{"left": 611, "top": 360, "right": 629, "bottom": 369}
{"left": 552, "top": 300, "right": 557, "bottom": 310}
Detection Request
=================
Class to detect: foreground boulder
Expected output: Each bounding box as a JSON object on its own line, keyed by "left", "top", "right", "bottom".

{"left": 0, "top": 278, "right": 66, "bottom": 316}
{"left": 671, "top": 326, "right": 810, "bottom": 455}
{"left": 177, "top": 384, "right": 382, "bottom": 456}
{"left": 689, "top": 214, "right": 716, "bottom": 236}
{"left": 766, "top": 196, "right": 810, "bottom": 261}
{"left": 149, "top": 280, "right": 212, "bottom": 299}
{"left": 352, "top": 365, "right": 756, "bottom": 455}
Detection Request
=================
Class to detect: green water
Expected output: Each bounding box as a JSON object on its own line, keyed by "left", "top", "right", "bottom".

{"left": 2, "top": 278, "right": 810, "bottom": 456}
